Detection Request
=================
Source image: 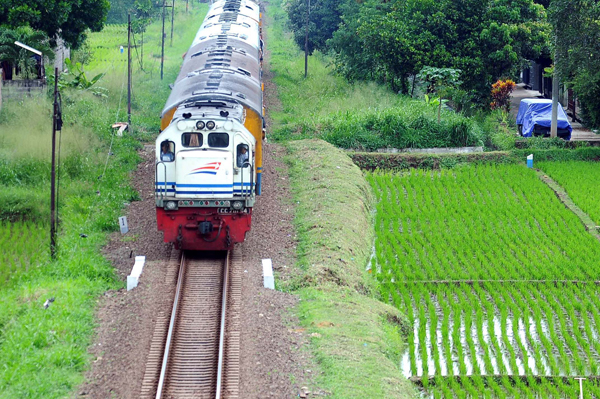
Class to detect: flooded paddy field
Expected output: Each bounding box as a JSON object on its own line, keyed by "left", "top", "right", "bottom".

{"left": 368, "top": 164, "right": 600, "bottom": 397}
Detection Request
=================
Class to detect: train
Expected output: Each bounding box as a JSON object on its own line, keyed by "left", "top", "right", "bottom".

{"left": 155, "top": 0, "right": 263, "bottom": 251}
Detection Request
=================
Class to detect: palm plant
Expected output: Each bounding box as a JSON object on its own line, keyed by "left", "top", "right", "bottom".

{"left": 0, "top": 27, "right": 53, "bottom": 80}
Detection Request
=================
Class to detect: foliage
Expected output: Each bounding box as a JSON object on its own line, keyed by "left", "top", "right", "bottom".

{"left": 417, "top": 66, "right": 462, "bottom": 122}
{"left": 0, "top": 0, "right": 110, "bottom": 49}
{"left": 52, "top": 58, "right": 107, "bottom": 96}
{"left": 490, "top": 79, "right": 516, "bottom": 113}
{"left": 330, "top": 0, "right": 550, "bottom": 102}
{"left": 282, "top": 106, "right": 484, "bottom": 151}
{"left": 0, "top": 26, "right": 53, "bottom": 79}
{"left": 285, "top": 0, "right": 346, "bottom": 55}
{"left": 549, "top": 0, "right": 600, "bottom": 127}
{"left": 107, "top": 0, "right": 161, "bottom": 24}
{"left": 368, "top": 164, "right": 600, "bottom": 396}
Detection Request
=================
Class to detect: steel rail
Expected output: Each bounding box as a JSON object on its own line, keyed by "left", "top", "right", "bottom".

{"left": 215, "top": 250, "right": 231, "bottom": 399}
{"left": 155, "top": 252, "right": 186, "bottom": 399}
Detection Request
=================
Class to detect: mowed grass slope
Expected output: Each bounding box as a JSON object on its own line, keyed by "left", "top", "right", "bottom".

{"left": 368, "top": 164, "right": 600, "bottom": 397}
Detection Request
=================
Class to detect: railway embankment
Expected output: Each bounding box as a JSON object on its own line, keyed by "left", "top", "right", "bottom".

{"left": 284, "top": 139, "right": 415, "bottom": 398}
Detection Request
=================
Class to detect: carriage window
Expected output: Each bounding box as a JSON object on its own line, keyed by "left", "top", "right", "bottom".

{"left": 236, "top": 144, "right": 250, "bottom": 167}
{"left": 160, "top": 140, "right": 175, "bottom": 162}
{"left": 182, "top": 133, "right": 203, "bottom": 147}
{"left": 208, "top": 133, "right": 229, "bottom": 148}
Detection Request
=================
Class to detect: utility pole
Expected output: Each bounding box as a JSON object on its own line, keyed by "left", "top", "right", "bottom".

{"left": 50, "top": 68, "right": 61, "bottom": 259}
{"left": 550, "top": 40, "right": 559, "bottom": 138}
{"left": 304, "top": 0, "right": 310, "bottom": 78}
{"left": 128, "top": 14, "right": 132, "bottom": 126}
{"left": 161, "top": 0, "right": 166, "bottom": 80}
{"left": 170, "top": 0, "right": 175, "bottom": 47}
{"left": 141, "top": 31, "right": 144, "bottom": 70}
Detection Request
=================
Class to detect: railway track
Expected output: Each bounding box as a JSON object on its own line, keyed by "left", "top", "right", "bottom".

{"left": 141, "top": 249, "right": 242, "bottom": 399}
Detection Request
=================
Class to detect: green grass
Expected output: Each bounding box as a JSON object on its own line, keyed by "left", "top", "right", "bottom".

{"left": 367, "top": 164, "right": 600, "bottom": 397}
{"left": 284, "top": 139, "right": 415, "bottom": 398}
{"left": 538, "top": 161, "right": 600, "bottom": 225}
{"left": 0, "top": 3, "right": 208, "bottom": 397}
{"left": 265, "top": 0, "right": 484, "bottom": 150}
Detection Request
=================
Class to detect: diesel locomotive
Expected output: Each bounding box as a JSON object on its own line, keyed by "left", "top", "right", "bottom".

{"left": 155, "top": 0, "right": 263, "bottom": 251}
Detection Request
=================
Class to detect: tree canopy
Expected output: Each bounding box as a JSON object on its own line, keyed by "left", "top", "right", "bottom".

{"left": 328, "top": 0, "right": 550, "bottom": 100}
{"left": 285, "top": 0, "right": 346, "bottom": 55}
{"left": 549, "top": 0, "right": 600, "bottom": 127}
{"left": 0, "top": 0, "right": 110, "bottom": 49}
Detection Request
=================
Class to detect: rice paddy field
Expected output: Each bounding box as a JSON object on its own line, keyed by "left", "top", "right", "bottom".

{"left": 0, "top": 220, "right": 48, "bottom": 286}
{"left": 538, "top": 161, "right": 600, "bottom": 226}
{"left": 368, "top": 163, "right": 600, "bottom": 397}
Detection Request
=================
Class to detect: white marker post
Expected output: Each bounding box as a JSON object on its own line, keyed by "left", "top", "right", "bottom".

{"left": 262, "top": 259, "right": 274, "bottom": 290}
{"left": 575, "top": 377, "right": 586, "bottom": 399}
{"left": 119, "top": 216, "right": 129, "bottom": 234}
{"left": 127, "top": 256, "right": 146, "bottom": 291}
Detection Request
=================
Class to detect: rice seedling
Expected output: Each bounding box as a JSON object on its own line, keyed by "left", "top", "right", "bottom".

{"left": 368, "top": 163, "right": 600, "bottom": 397}
{"left": 0, "top": 220, "right": 48, "bottom": 286}
{"left": 538, "top": 161, "right": 600, "bottom": 225}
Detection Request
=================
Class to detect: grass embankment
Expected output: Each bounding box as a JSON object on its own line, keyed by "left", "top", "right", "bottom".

{"left": 283, "top": 140, "right": 415, "bottom": 398}
{"left": 0, "top": 4, "right": 207, "bottom": 397}
{"left": 265, "top": 0, "right": 485, "bottom": 150}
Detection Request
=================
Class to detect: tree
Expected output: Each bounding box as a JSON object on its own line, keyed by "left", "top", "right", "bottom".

{"left": 0, "top": 0, "right": 110, "bottom": 49}
{"left": 331, "top": 0, "right": 550, "bottom": 102}
{"left": 549, "top": 0, "right": 600, "bottom": 127}
{"left": 285, "top": 0, "right": 346, "bottom": 55}
{"left": 417, "top": 66, "right": 462, "bottom": 122}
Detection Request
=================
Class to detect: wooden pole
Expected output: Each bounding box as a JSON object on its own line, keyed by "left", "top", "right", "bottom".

{"left": 551, "top": 37, "right": 559, "bottom": 138}
{"left": 161, "top": 0, "right": 166, "bottom": 80}
{"left": 304, "top": 0, "right": 310, "bottom": 78}
{"left": 50, "top": 68, "right": 59, "bottom": 259}
{"left": 128, "top": 14, "right": 132, "bottom": 126}
{"left": 170, "top": 0, "right": 175, "bottom": 47}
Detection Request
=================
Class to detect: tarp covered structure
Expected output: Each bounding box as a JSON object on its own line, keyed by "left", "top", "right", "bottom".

{"left": 516, "top": 99, "right": 572, "bottom": 140}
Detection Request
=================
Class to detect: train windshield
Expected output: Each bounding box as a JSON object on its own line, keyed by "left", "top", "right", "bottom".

{"left": 182, "top": 133, "right": 203, "bottom": 147}
{"left": 208, "top": 133, "right": 229, "bottom": 148}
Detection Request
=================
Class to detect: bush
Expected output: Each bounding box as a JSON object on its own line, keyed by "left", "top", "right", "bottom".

{"left": 281, "top": 103, "right": 484, "bottom": 151}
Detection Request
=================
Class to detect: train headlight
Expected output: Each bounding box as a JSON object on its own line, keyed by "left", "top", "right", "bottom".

{"left": 232, "top": 200, "right": 243, "bottom": 210}
{"left": 165, "top": 201, "right": 178, "bottom": 210}
{"left": 196, "top": 121, "right": 205, "bottom": 130}
{"left": 206, "top": 121, "right": 216, "bottom": 130}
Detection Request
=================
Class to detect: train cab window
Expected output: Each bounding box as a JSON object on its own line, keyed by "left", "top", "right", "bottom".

{"left": 208, "top": 133, "right": 229, "bottom": 148}
{"left": 160, "top": 141, "right": 175, "bottom": 162}
{"left": 236, "top": 144, "right": 250, "bottom": 167}
{"left": 182, "top": 133, "right": 203, "bottom": 147}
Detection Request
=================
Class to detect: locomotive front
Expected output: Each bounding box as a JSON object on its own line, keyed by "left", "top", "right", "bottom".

{"left": 155, "top": 0, "right": 263, "bottom": 250}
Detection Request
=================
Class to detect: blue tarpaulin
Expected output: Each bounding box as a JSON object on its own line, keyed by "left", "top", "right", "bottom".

{"left": 516, "top": 99, "right": 572, "bottom": 139}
